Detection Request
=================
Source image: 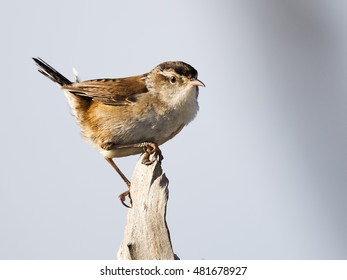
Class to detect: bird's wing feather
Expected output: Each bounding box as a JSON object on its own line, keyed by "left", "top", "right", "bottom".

{"left": 62, "top": 74, "right": 149, "bottom": 106}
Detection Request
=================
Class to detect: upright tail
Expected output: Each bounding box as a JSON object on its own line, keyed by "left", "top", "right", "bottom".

{"left": 33, "top": 57, "right": 91, "bottom": 122}
{"left": 33, "top": 57, "right": 72, "bottom": 86}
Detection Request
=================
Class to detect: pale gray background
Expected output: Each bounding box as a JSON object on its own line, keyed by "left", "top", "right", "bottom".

{"left": 1, "top": 0, "right": 346, "bottom": 259}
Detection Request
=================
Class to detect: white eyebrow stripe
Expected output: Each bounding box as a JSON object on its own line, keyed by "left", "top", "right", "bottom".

{"left": 159, "top": 70, "right": 177, "bottom": 77}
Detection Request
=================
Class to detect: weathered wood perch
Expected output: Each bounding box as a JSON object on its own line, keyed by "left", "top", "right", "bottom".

{"left": 117, "top": 156, "right": 179, "bottom": 260}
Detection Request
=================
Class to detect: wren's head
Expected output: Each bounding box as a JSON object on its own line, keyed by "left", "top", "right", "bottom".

{"left": 146, "top": 61, "right": 205, "bottom": 107}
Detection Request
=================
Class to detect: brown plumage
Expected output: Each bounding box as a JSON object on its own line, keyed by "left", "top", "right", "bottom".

{"left": 33, "top": 57, "right": 205, "bottom": 207}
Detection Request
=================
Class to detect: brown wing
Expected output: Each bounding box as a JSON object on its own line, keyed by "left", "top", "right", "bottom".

{"left": 62, "top": 74, "right": 148, "bottom": 106}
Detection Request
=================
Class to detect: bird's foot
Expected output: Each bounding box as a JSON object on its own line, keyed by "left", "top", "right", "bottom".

{"left": 118, "top": 189, "right": 132, "bottom": 208}
{"left": 141, "top": 142, "right": 163, "bottom": 165}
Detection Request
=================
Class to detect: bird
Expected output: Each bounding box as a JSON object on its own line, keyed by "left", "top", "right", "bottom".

{"left": 33, "top": 57, "right": 205, "bottom": 207}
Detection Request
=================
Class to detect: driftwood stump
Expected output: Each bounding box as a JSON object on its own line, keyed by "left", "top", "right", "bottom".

{"left": 117, "top": 156, "right": 178, "bottom": 260}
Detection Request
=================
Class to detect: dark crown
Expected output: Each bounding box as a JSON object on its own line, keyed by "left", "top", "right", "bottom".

{"left": 157, "top": 61, "right": 198, "bottom": 79}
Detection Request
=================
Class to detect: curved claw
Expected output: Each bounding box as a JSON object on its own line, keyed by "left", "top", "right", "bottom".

{"left": 118, "top": 190, "right": 132, "bottom": 208}
{"left": 141, "top": 143, "right": 163, "bottom": 165}
{"left": 141, "top": 149, "right": 152, "bottom": 165}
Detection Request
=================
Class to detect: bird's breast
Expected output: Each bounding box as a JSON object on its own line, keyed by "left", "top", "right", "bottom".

{"left": 88, "top": 91, "right": 199, "bottom": 158}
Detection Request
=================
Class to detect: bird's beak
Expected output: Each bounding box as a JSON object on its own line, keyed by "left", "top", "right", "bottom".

{"left": 190, "top": 78, "right": 205, "bottom": 87}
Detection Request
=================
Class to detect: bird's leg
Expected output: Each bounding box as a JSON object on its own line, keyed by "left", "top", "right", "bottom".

{"left": 102, "top": 142, "right": 163, "bottom": 208}
{"left": 102, "top": 141, "right": 164, "bottom": 165}
{"left": 104, "top": 157, "right": 131, "bottom": 187}
{"left": 104, "top": 157, "right": 132, "bottom": 208}
{"left": 121, "top": 142, "right": 163, "bottom": 164}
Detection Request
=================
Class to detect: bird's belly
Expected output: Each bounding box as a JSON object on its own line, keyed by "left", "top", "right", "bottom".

{"left": 134, "top": 114, "right": 186, "bottom": 144}
{"left": 98, "top": 118, "right": 185, "bottom": 158}
{"left": 94, "top": 97, "right": 198, "bottom": 158}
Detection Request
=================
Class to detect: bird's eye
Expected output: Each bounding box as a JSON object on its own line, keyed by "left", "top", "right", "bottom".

{"left": 170, "top": 76, "right": 176, "bottom": 84}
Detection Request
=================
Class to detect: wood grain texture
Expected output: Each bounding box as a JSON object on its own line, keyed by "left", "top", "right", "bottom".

{"left": 117, "top": 156, "right": 178, "bottom": 260}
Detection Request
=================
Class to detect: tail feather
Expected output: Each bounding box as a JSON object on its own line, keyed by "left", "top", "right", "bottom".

{"left": 33, "top": 57, "right": 72, "bottom": 86}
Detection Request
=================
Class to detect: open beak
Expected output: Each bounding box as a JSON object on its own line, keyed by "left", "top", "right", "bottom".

{"left": 190, "top": 78, "right": 205, "bottom": 87}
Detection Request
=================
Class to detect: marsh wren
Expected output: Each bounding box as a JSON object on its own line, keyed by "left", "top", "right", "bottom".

{"left": 33, "top": 57, "right": 205, "bottom": 206}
